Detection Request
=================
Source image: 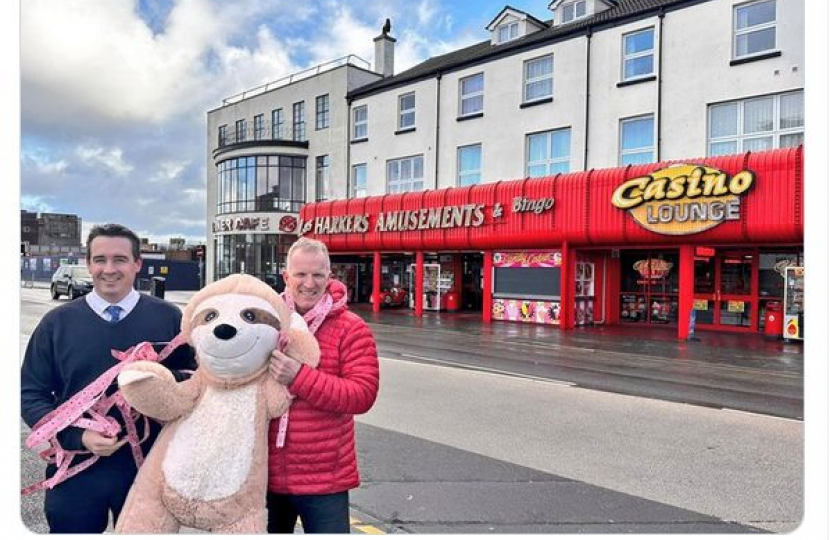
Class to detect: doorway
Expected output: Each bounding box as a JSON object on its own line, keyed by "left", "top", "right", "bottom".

{"left": 693, "top": 248, "right": 755, "bottom": 331}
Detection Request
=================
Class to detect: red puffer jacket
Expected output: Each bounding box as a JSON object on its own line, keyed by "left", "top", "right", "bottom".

{"left": 267, "top": 280, "right": 380, "bottom": 494}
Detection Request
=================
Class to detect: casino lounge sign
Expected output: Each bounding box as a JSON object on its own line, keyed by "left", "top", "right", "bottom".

{"left": 611, "top": 164, "right": 755, "bottom": 235}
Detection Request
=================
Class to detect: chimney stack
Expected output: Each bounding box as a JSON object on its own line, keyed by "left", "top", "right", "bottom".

{"left": 374, "top": 18, "right": 395, "bottom": 78}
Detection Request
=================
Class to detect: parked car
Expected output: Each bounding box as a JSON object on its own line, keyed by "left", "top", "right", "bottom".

{"left": 51, "top": 264, "right": 94, "bottom": 299}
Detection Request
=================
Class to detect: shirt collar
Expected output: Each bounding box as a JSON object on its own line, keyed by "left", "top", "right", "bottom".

{"left": 86, "top": 289, "right": 140, "bottom": 318}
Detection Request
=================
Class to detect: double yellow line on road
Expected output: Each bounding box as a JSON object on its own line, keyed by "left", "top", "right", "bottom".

{"left": 350, "top": 517, "right": 386, "bottom": 534}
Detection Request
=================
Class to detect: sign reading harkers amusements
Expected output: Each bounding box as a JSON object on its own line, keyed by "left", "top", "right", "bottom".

{"left": 611, "top": 164, "right": 755, "bottom": 235}
{"left": 297, "top": 196, "right": 555, "bottom": 236}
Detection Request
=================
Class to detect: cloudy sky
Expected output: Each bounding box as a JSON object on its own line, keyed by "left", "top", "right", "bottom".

{"left": 19, "top": 0, "right": 549, "bottom": 245}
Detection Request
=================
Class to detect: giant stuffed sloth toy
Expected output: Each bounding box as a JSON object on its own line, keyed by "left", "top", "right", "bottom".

{"left": 114, "top": 274, "right": 320, "bottom": 533}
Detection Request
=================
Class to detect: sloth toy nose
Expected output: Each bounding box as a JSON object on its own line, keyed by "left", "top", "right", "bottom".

{"left": 213, "top": 324, "right": 238, "bottom": 340}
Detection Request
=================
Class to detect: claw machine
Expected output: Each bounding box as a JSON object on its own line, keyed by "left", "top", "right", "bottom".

{"left": 782, "top": 266, "right": 804, "bottom": 340}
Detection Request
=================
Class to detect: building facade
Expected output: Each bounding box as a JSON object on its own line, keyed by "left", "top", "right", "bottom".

{"left": 206, "top": 0, "right": 804, "bottom": 336}
{"left": 205, "top": 56, "right": 384, "bottom": 286}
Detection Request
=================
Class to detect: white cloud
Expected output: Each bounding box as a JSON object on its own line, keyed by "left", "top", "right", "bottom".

{"left": 75, "top": 145, "right": 133, "bottom": 175}
{"left": 20, "top": 195, "right": 55, "bottom": 214}
{"left": 20, "top": 0, "right": 491, "bottom": 243}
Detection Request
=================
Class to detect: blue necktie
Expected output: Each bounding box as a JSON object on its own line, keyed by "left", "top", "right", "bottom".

{"left": 105, "top": 305, "right": 122, "bottom": 323}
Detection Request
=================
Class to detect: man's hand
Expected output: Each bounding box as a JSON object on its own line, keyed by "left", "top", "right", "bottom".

{"left": 82, "top": 430, "right": 127, "bottom": 456}
{"left": 269, "top": 349, "right": 303, "bottom": 386}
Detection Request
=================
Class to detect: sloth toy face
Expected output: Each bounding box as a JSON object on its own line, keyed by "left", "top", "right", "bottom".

{"left": 190, "top": 293, "right": 283, "bottom": 379}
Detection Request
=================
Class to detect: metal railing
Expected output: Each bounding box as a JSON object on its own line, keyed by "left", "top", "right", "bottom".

{"left": 220, "top": 123, "right": 307, "bottom": 147}
{"left": 221, "top": 55, "right": 371, "bottom": 106}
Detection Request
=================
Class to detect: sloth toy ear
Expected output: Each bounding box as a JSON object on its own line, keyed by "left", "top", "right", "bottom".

{"left": 284, "top": 313, "right": 320, "bottom": 369}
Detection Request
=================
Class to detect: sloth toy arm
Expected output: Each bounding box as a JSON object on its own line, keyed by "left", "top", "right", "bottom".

{"left": 118, "top": 361, "right": 201, "bottom": 422}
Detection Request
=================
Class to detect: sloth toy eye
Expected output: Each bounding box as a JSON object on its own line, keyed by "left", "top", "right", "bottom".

{"left": 242, "top": 309, "right": 257, "bottom": 322}
{"left": 204, "top": 310, "right": 218, "bottom": 322}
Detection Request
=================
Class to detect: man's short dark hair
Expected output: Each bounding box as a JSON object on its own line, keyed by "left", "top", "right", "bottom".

{"left": 86, "top": 223, "right": 141, "bottom": 261}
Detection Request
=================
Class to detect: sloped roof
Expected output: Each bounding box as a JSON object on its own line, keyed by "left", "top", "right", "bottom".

{"left": 349, "top": 0, "right": 691, "bottom": 100}
{"left": 486, "top": 5, "right": 549, "bottom": 30}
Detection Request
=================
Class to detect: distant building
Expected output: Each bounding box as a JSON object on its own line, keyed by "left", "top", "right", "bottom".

{"left": 20, "top": 211, "right": 83, "bottom": 256}
{"left": 21, "top": 211, "right": 38, "bottom": 245}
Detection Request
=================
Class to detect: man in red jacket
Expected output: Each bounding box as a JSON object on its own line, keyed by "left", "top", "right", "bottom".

{"left": 267, "top": 237, "right": 380, "bottom": 533}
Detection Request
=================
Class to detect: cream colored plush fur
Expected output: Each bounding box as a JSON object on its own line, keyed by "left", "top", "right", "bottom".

{"left": 114, "top": 274, "right": 319, "bottom": 533}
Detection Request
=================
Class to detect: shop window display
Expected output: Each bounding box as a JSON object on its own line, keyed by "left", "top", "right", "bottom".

{"left": 620, "top": 250, "right": 679, "bottom": 325}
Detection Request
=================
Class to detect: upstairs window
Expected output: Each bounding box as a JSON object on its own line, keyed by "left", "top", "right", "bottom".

{"left": 524, "top": 54, "right": 553, "bottom": 103}
{"left": 235, "top": 119, "right": 247, "bottom": 143}
{"left": 351, "top": 163, "right": 367, "bottom": 198}
{"left": 561, "top": 0, "right": 586, "bottom": 24}
{"left": 272, "top": 108, "right": 284, "bottom": 139}
{"left": 218, "top": 125, "right": 228, "bottom": 147}
{"left": 526, "top": 128, "right": 570, "bottom": 177}
{"left": 457, "top": 144, "right": 482, "bottom": 186}
{"left": 498, "top": 22, "right": 519, "bottom": 43}
{"left": 398, "top": 92, "right": 415, "bottom": 130}
{"left": 459, "top": 73, "right": 484, "bottom": 117}
{"left": 353, "top": 105, "right": 368, "bottom": 140}
{"left": 620, "top": 115, "right": 655, "bottom": 165}
{"left": 315, "top": 94, "right": 330, "bottom": 130}
{"left": 254, "top": 114, "right": 264, "bottom": 141}
{"left": 315, "top": 155, "right": 330, "bottom": 201}
{"left": 622, "top": 28, "right": 655, "bottom": 81}
{"left": 292, "top": 101, "right": 306, "bottom": 142}
{"left": 708, "top": 90, "right": 803, "bottom": 155}
{"left": 734, "top": 0, "right": 776, "bottom": 59}
{"left": 387, "top": 155, "right": 424, "bottom": 194}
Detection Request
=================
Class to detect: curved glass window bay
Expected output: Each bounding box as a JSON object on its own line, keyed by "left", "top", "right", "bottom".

{"left": 216, "top": 155, "right": 306, "bottom": 214}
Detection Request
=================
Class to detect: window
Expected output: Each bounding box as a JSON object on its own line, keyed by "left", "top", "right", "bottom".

{"left": 218, "top": 125, "right": 228, "bottom": 146}
{"left": 457, "top": 145, "right": 482, "bottom": 186}
{"left": 272, "top": 108, "right": 284, "bottom": 139}
{"left": 526, "top": 129, "right": 571, "bottom": 177}
{"left": 292, "top": 101, "right": 306, "bottom": 142}
{"left": 315, "top": 94, "right": 330, "bottom": 130}
{"left": 353, "top": 105, "right": 368, "bottom": 140}
{"left": 622, "top": 28, "right": 655, "bottom": 81}
{"left": 235, "top": 119, "right": 247, "bottom": 143}
{"left": 254, "top": 114, "right": 264, "bottom": 141}
{"left": 734, "top": 0, "right": 776, "bottom": 59}
{"left": 315, "top": 155, "right": 330, "bottom": 201}
{"left": 524, "top": 55, "right": 553, "bottom": 102}
{"left": 562, "top": 0, "right": 586, "bottom": 23}
{"left": 459, "top": 73, "right": 484, "bottom": 116}
{"left": 399, "top": 92, "right": 415, "bottom": 130}
{"left": 498, "top": 22, "right": 519, "bottom": 43}
{"left": 216, "top": 155, "right": 306, "bottom": 215}
{"left": 620, "top": 115, "right": 655, "bottom": 165}
{"left": 351, "top": 164, "right": 367, "bottom": 198}
{"left": 708, "top": 90, "right": 803, "bottom": 155}
{"left": 386, "top": 155, "right": 424, "bottom": 193}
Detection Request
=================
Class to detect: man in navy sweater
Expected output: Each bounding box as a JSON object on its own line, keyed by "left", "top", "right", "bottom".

{"left": 21, "top": 223, "right": 195, "bottom": 533}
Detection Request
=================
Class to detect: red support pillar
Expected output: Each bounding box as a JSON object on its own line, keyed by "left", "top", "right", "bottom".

{"left": 372, "top": 252, "right": 382, "bottom": 313}
{"left": 482, "top": 251, "right": 492, "bottom": 323}
{"left": 560, "top": 242, "right": 573, "bottom": 330}
{"left": 677, "top": 245, "right": 694, "bottom": 340}
{"left": 415, "top": 251, "right": 424, "bottom": 317}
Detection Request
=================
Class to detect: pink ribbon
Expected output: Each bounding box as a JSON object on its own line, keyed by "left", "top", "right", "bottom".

{"left": 21, "top": 334, "right": 187, "bottom": 495}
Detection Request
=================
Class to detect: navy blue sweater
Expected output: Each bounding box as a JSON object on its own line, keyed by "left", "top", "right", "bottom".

{"left": 21, "top": 294, "right": 195, "bottom": 461}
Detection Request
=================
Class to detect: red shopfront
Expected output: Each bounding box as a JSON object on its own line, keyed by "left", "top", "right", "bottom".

{"left": 298, "top": 147, "right": 803, "bottom": 340}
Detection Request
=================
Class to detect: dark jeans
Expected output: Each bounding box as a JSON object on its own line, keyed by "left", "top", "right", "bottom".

{"left": 267, "top": 491, "right": 350, "bottom": 534}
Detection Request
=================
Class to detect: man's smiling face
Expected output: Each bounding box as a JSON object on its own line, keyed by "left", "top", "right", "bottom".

{"left": 283, "top": 248, "right": 330, "bottom": 315}
{"left": 87, "top": 236, "right": 142, "bottom": 303}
